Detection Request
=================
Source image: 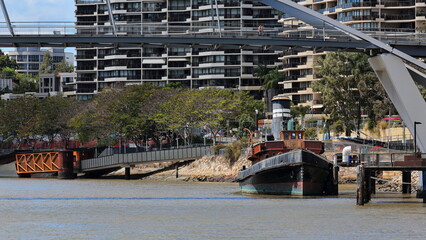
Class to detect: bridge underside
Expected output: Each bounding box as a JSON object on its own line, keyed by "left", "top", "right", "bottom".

{"left": 0, "top": 35, "right": 373, "bottom": 51}
{"left": 1, "top": 36, "right": 426, "bottom": 57}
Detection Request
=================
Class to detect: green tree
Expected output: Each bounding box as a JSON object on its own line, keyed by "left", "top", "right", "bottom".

{"left": 237, "top": 113, "right": 255, "bottom": 138}
{"left": 0, "top": 50, "right": 18, "bottom": 70}
{"left": 13, "top": 73, "right": 38, "bottom": 93}
{"left": 1, "top": 67, "right": 16, "bottom": 78}
{"left": 304, "top": 127, "right": 317, "bottom": 140}
{"left": 254, "top": 64, "right": 272, "bottom": 111}
{"left": 262, "top": 69, "right": 284, "bottom": 112}
{"left": 254, "top": 64, "right": 270, "bottom": 84}
{"left": 332, "top": 120, "right": 344, "bottom": 137}
{"left": 314, "top": 52, "right": 391, "bottom": 136}
{"left": 54, "top": 60, "right": 74, "bottom": 73}
{"left": 39, "top": 52, "right": 53, "bottom": 74}
{"left": 69, "top": 97, "right": 114, "bottom": 144}
{"left": 36, "top": 96, "right": 79, "bottom": 147}
{"left": 0, "top": 67, "right": 38, "bottom": 93}
{"left": 291, "top": 104, "right": 311, "bottom": 130}
{"left": 165, "top": 82, "right": 183, "bottom": 88}
{"left": 108, "top": 84, "right": 162, "bottom": 147}
{"left": 0, "top": 97, "right": 40, "bottom": 148}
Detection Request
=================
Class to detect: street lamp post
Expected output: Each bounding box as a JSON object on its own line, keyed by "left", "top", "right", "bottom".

{"left": 255, "top": 109, "right": 259, "bottom": 131}
{"left": 414, "top": 121, "right": 422, "bottom": 155}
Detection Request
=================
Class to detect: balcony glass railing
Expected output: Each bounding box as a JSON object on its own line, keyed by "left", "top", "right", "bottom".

{"left": 76, "top": 0, "right": 102, "bottom": 4}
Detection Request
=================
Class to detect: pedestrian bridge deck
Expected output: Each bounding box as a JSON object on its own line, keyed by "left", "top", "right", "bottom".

{"left": 0, "top": 22, "right": 426, "bottom": 56}
{"left": 81, "top": 145, "right": 212, "bottom": 172}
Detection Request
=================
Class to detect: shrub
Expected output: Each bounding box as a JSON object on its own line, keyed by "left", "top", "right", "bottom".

{"left": 212, "top": 144, "right": 226, "bottom": 155}
{"left": 225, "top": 141, "right": 245, "bottom": 166}
{"left": 304, "top": 127, "right": 317, "bottom": 140}
{"left": 332, "top": 120, "right": 344, "bottom": 137}
{"left": 379, "top": 121, "right": 388, "bottom": 130}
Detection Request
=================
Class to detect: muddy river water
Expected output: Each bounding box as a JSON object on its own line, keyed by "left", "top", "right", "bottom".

{"left": 0, "top": 177, "right": 425, "bottom": 240}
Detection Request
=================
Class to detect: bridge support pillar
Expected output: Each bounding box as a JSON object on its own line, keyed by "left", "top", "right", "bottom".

{"left": 417, "top": 171, "right": 426, "bottom": 203}
{"left": 369, "top": 54, "right": 426, "bottom": 153}
{"left": 402, "top": 171, "right": 412, "bottom": 194}
{"left": 125, "top": 167, "right": 131, "bottom": 180}
{"left": 369, "top": 54, "right": 426, "bottom": 202}
{"left": 370, "top": 171, "right": 376, "bottom": 195}
{"left": 58, "top": 151, "right": 75, "bottom": 179}
{"left": 365, "top": 169, "right": 372, "bottom": 203}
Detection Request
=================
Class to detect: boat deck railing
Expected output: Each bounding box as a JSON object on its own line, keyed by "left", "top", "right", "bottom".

{"left": 237, "top": 149, "right": 305, "bottom": 180}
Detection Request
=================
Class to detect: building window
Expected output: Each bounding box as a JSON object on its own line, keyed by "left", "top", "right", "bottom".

{"left": 28, "top": 55, "right": 40, "bottom": 62}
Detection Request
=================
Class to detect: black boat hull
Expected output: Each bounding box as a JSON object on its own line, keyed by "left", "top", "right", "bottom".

{"left": 237, "top": 149, "right": 335, "bottom": 195}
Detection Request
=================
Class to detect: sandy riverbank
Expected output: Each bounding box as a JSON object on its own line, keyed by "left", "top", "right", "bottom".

{"left": 108, "top": 155, "right": 251, "bottom": 182}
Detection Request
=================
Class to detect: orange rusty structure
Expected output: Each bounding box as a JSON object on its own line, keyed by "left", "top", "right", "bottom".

{"left": 15, "top": 150, "right": 81, "bottom": 178}
{"left": 16, "top": 152, "right": 61, "bottom": 174}
{"left": 248, "top": 130, "right": 324, "bottom": 164}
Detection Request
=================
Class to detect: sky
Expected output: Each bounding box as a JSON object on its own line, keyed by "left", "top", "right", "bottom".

{"left": 0, "top": 0, "right": 75, "bottom": 22}
{"left": 0, "top": 0, "right": 76, "bottom": 54}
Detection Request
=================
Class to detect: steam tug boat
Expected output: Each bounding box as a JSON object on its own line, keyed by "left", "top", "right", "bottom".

{"left": 236, "top": 130, "right": 337, "bottom": 195}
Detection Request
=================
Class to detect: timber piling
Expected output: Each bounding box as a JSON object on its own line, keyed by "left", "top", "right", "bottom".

{"left": 356, "top": 164, "right": 365, "bottom": 205}
{"left": 356, "top": 153, "right": 426, "bottom": 205}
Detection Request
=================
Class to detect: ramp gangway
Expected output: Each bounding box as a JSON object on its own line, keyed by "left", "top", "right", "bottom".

{"left": 81, "top": 145, "right": 212, "bottom": 172}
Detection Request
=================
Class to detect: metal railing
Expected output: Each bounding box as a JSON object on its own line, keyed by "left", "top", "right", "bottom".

{"left": 0, "top": 21, "right": 426, "bottom": 47}
{"left": 358, "top": 152, "right": 426, "bottom": 167}
{"left": 324, "top": 141, "right": 404, "bottom": 154}
{"left": 81, "top": 145, "right": 212, "bottom": 170}
{"left": 237, "top": 149, "right": 330, "bottom": 180}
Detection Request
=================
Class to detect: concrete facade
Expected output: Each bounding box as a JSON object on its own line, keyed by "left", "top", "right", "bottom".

{"left": 75, "top": 0, "right": 282, "bottom": 100}
{"left": 6, "top": 47, "right": 74, "bottom": 76}
{"left": 39, "top": 72, "right": 77, "bottom": 97}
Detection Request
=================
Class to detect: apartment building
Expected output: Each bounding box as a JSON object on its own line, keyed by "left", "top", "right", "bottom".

{"left": 39, "top": 73, "right": 77, "bottom": 97}
{"left": 75, "top": 0, "right": 282, "bottom": 100}
{"left": 0, "top": 78, "right": 12, "bottom": 91}
{"left": 278, "top": 0, "right": 426, "bottom": 114}
{"left": 6, "top": 48, "right": 74, "bottom": 76}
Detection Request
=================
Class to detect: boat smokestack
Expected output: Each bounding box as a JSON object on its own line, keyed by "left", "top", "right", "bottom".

{"left": 271, "top": 95, "right": 291, "bottom": 140}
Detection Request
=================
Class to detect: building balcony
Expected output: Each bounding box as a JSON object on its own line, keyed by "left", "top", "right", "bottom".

{"left": 104, "top": 66, "right": 128, "bottom": 71}
{"left": 384, "top": 1, "right": 415, "bottom": 7}
{"left": 284, "top": 75, "right": 302, "bottom": 81}
{"left": 76, "top": 10, "right": 96, "bottom": 15}
{"left": 77, "top": 65, "right": 95, "bottom": 71}
{"left": 76, "top": 55, "right": 96, "bottom": 60}
{"left": 198, "top": 62, "right": 225, "bottom": 67}
{"left": 382, "top": 14, "right": 415, "bottom": 21}
{"left": 76, "top": 88, "right": 96, "bottom": 93}
{"left": 282, "top": 62, "right": 307, "bottom": 68}
{"left": 168, "top": 74, "right": 189, "bottom": 79}
{"left": 77, "top": 77, "right": 95, "bottom": 82}
{"left": 76, "top": 0, "right": 102, "bottom": 4}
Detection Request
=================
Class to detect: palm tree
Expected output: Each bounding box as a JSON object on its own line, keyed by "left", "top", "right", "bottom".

{"left": 291, "top": 105, "right": 311, "bottom": 130}
{"left": 254, "top": 64, "right": 270, "bottom": 84}
{"left": 262, "top": 69, "right": 284, "bottom": 112}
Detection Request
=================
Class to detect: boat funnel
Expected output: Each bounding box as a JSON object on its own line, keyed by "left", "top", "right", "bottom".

{"left": 271, "top": 95, "right": 291, "bottom": 140}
